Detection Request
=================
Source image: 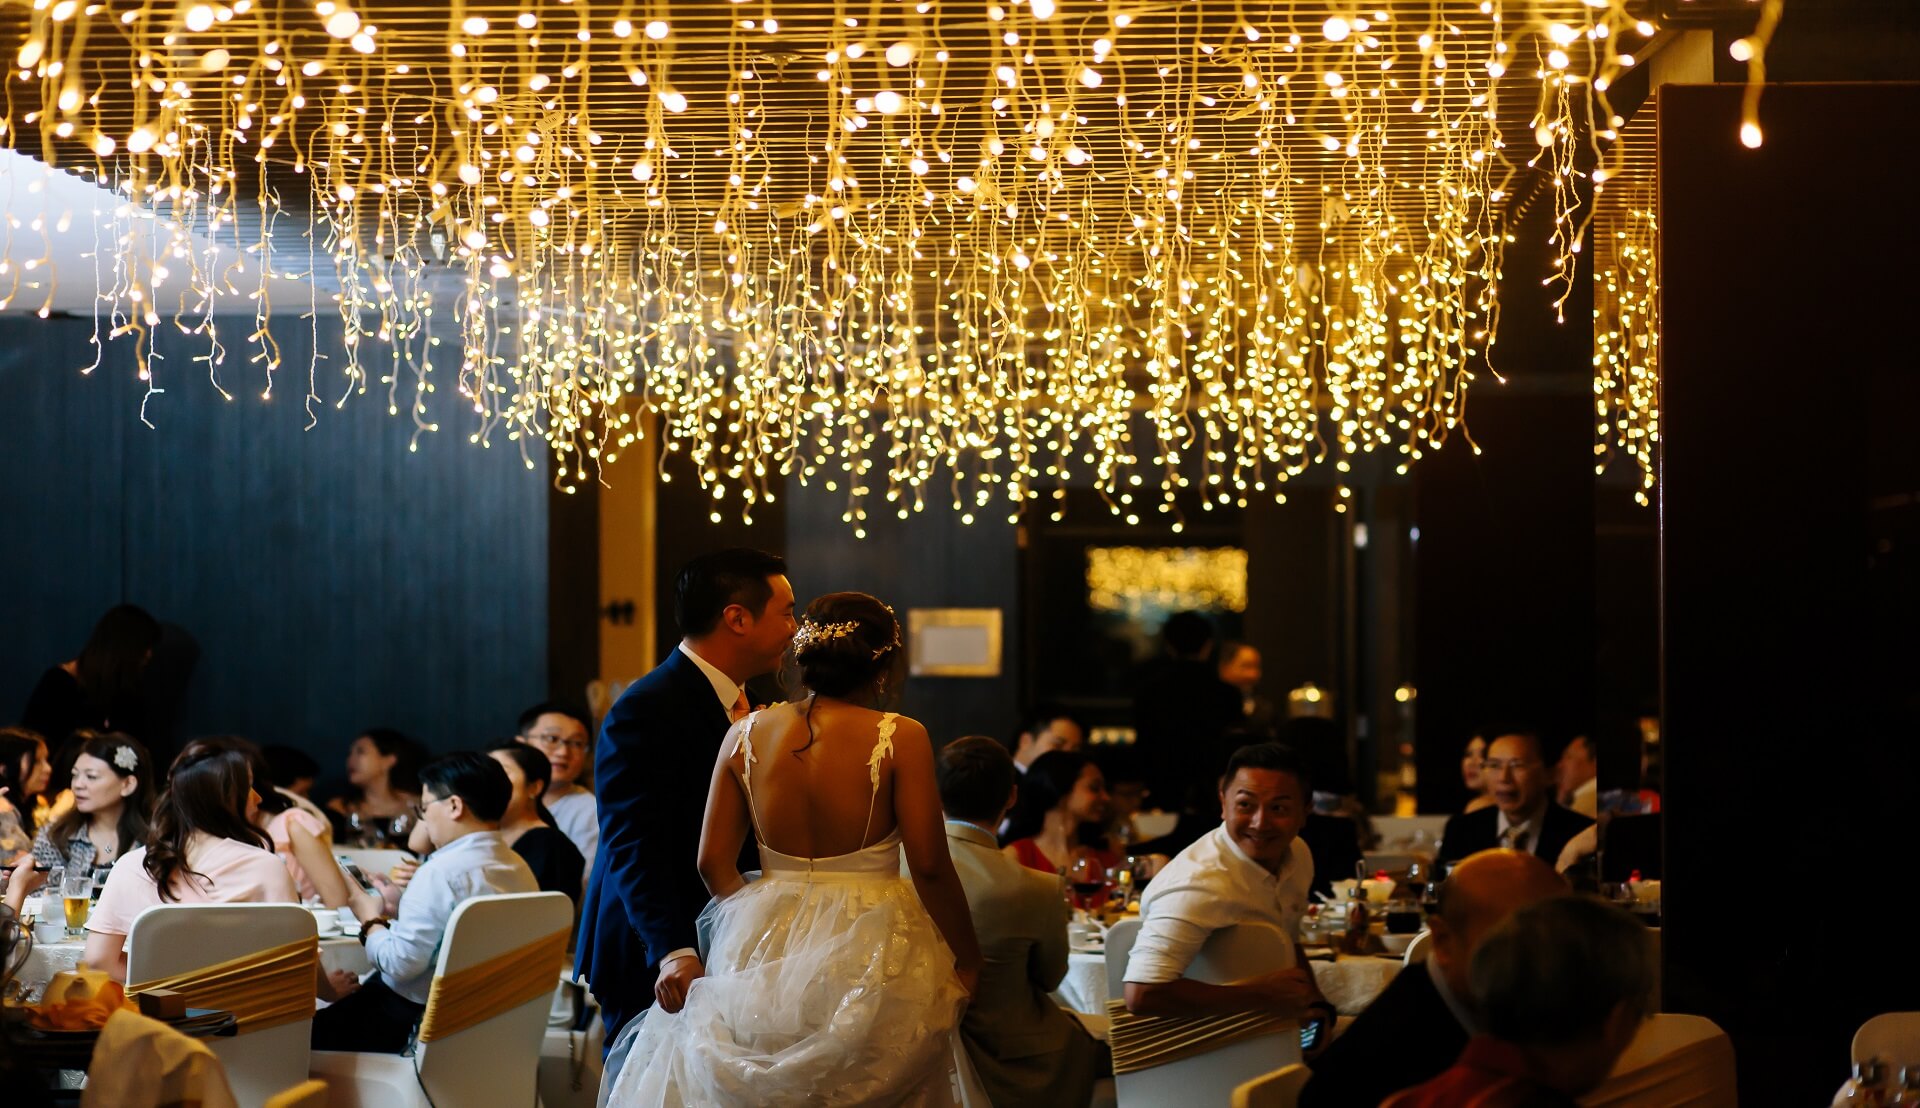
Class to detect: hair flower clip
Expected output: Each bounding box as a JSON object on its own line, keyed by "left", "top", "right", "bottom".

{"left": 112, "top": 745, "right": 138, "bottom": 772}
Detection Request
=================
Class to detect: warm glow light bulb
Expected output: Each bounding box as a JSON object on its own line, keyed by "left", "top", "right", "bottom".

{"left": 184, "top": 4, "right": 214, "bottom": 31}
{"left": 1728, "top": 37, "right": 1754, "bottom": 62}
{"left": 886, "top": 42, "right": 914, "bottom": 67}
{"left": 1740, "top": 122, "right": 1763, "bottom": 148}
{"left": 645, "top": 20, "right": 669, "bottom": 40}
{"left": 1323, "top": 17, "right": 1351, "bottom": 42}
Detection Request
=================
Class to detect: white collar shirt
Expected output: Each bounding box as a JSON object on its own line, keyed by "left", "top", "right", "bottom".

{"left": 677, "top": 642, "right": 743, "bottom": 715}
{"left": 1496, "top": 801, "right": 1549, "bottom": 854}
{"left": 1122, "top": 824, "right": 1314, "bottom": 985}
{"left": 365, "top": 830, "right": 538, "bottom": 1005}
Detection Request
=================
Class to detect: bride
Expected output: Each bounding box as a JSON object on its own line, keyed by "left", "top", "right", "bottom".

{"left": 604, "top": 592, "right": 985, "bottom": 1105}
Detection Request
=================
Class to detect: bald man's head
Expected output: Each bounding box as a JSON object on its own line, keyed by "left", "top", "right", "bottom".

{"left": 1430, "top": 849, "right": 1569, "bottom": 999}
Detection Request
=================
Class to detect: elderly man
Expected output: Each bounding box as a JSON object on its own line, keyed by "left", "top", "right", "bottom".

{"left": 1438, "top": 733, "right": 1592, "bottom": 865}
{"left": 935, "top": 736, "right": 1105, "bottom": 1107}
{"left": 1301, "top": 849, "right": 1569, "bottom": 1106}
{"left": 1121, "top": 742, "right": 1333, "bottom": 1043}
{"left": 1384, "top": 896, "right": 1656, "bottom": 1106}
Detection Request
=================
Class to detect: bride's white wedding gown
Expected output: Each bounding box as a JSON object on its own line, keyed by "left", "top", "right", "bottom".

{"left": 603, "top": 711, "right": 981, "bottom": 1106}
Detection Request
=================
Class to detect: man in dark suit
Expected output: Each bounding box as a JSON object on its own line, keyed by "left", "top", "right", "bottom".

{"left": 1437, "top": 733, "right": 1593, "bottom": 866}
{"left": 574, "top": 549, "right": 796, "bottom": 1046}
{"left": 1302, "top": 849, "right": 1568, "bottom": 1107}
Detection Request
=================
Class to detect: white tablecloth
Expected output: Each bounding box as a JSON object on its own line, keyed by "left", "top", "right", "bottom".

{"left": 13, "top": 934, "right": 369, "bottom": 1002}
{"left": 1055, "top": 949, "right": 1401, "bottom": 1017}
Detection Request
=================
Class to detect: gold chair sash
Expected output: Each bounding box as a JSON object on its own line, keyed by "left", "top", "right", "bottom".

{"left": 417, "top": 928, "right": 569, "bottom": 1044}
{"left": 128, "top": 935, "right": 320, "bottom": 1036}
{"left": 1105, "top": 997, "right": 1293, "bottom": 1075}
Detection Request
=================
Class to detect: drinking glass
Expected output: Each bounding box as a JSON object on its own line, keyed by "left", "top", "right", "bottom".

{"left": 1109, "top": 859, "right": 1136, "bottom": 912}
{"left": 1066, "top": 856, "right": 1109, "bottom": 915}
{"left": 62, "top": 870, "right": 92, "bottom": 936}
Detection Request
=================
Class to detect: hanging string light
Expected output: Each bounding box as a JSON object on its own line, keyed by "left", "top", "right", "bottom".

{"left": 0, "top": 0, "right": 1734, "bottom": 528}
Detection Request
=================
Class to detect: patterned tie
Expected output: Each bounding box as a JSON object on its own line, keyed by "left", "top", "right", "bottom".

{"left": 730, "top": 689, "right": 750, "bottom": 724}
{"left": 1502, "top": 824, "right": 1532, "bottom": 853}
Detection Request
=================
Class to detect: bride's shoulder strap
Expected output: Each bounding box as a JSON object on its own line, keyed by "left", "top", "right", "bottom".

{"left": 867, "top": 712, "right": 900, "bottom": 793}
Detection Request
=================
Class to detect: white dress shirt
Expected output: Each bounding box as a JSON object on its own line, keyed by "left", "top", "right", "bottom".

{"left": 665, "top": 641, "right": 743, "bottom": 968}
{"left": 1495, "top": 800, "right": 1550, "bottom": 855}
{"left": 1123, "top": 824, "right": 1314, "bottom": 985}
{"left": 677, "top": 641, "right": 743, "bottom": 714}
{"left": 367, "top": 830, "right": 537, "bottom": 1005}
{"left": 546, "top": 787, "right": 599, "bottom": 878}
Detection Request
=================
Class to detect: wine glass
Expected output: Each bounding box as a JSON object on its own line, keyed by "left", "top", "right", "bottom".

{"left": 1109, "top": 859, "right": 1137, "bottom": 912}
{"left": 1066, "top": 855, "right": 1108, "bottom": 915}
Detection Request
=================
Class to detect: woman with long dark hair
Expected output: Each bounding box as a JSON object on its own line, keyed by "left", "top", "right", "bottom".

{"left": 85, "top": 737, "right": 298, "bottom": 981}
{"left": 488, "top": 742, "right": 585, "bottom": 908}
{"left": 999, "top": 750, "right": 1124, "bottom": 877}
{"left": 19, "top": 605, "right": 162, "bottom": 797}
{"left": 3, "top": 731, "right": 153, "bottom": 913}
{"left": 327, "top": 728, "right": 425, "bottom": 846}
{"left": 0, "top": 728, "right": 50, "bottom": 857}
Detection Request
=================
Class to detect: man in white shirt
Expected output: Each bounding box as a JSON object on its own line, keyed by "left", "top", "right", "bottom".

{"left": 319, "top": 752, "right": 538, "bottom": 1053}
{"left": 1556, "top": 734, "right": 1598, "bottom": 818}
{"left": 1123, "top": 741, "right": 1333, "bottom": 1043}
{"left": 516, "top": 701, "right": 600, "bottom": 875}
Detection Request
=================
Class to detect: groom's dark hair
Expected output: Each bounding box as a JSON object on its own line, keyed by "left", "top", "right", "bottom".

{"left": 674, "top": 549, "right": 788, "bottom": 637}
{"left": 937, "top": 736, "right": 1017, "bottom": 825}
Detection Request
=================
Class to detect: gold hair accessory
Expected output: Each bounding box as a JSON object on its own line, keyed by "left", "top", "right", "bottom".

{"left": 793, "top": 617, "right": 902, "bottom": 660}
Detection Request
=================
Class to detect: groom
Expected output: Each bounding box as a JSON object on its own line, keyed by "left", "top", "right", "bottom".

{"left": 576, "top": 548, "right": 797, "bottom": 1045}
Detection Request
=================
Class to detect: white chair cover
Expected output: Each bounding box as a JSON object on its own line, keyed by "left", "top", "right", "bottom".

{"left": 1103, "top": 917, "right": 1142, "bottom": 1002}
{"left": 1854, "top": 1012, "right": 1920, "bottom": 1072}
{"left": 1403, "top": 930, "right": 1432, "bottom": 965}
{"left": 310, "top": 890, "right": 573, "bottom": 1108}
{"left": 1113, "top": 922, "right": 1302, "bottom": 1108}
{"left": 125, "top": 903, "right": 317, "bottom": 1108}
{"left": 1579, "top": 1013, "right": 1736, "bottom": 1108}
{"left": 1232, "top": 1062, "right": 1311, "bottom": 1108}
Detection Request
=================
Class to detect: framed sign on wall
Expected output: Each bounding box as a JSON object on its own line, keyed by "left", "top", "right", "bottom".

{"left": 907, "top": 609, "right": 1003, "bottom": 678}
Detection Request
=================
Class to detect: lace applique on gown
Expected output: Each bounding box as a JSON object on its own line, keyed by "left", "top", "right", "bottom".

{"left": 603, "top": 710, "right": 978, "bottom": 1107}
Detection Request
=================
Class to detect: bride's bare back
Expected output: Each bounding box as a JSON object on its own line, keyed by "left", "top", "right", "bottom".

{"left": 729, "top": 696, "right": 913, "bottom": 859}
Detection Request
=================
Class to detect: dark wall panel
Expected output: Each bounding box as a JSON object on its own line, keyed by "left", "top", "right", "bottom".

{"left": 0, "top": 315, "right": 549, "bottom": 773}
{"left": 784, "top": 478, "right": 1022, "bottom": 746}
{"left": 1659, "top": 82, "right": 1920, "bottom": 1102}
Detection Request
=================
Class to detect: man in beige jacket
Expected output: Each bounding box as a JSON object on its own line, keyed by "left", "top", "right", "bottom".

{"left": 935, "top": 736, "right": 1108, "bottom": 1107}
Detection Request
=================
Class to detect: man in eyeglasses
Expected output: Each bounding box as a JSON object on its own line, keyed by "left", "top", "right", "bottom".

{"left": 1437, "top": 733, "right": 1592, "bottom": 866}
{"left": 516, "top": 702, "right": 597, "bottom": 875}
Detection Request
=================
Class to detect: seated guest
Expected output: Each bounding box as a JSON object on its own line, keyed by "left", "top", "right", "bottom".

{"left": 1556, "top": 735, "right": 1598, "bottom": 818}
{"left": 1302, "top": 849, "right": 1568, "bottom": 1107}
{"left": 1122, "top": 742, "right": 1332, "bottom": 1044}
{"left": 1438, "top": 733, "right": 1592, "bottom": 865}
{"left": 1461, "top": 735, "right": 1495, "bottom": 813}
{"left": 318, "top": 752, "right": 537, "bottom": 1053}
{"left": 326, "top": 727, "right": 425, "bottom": 846}
{"left": 1001, "top": 750, "right": 1121, "bottom": 877}
{"left": 4, "top": 732, "right": 154, "bottom": 914}
{"left": 0, "top": 729, "right": 49, "bottom": 857}
{"left": 1384, "top": 896, "right": 1656, "bottom": 1107}
{"left": 261, "top": 744, "right": 320, "bottom": 798}
{"left": 233, "top": 741, "right": 356, "bottom": 908}
{"left": 936, "top": 736, "right": 1106, "bottom": 1108}
{"left": 488, "top": 743, "right": 586, "bottom": 909}
{"left": 85, "top": 738, "right": 300, "bottom": 982}
{"left": 515, "top": 702, "right": 598, "bottom": 874}
{"left": 1011, "top": 706, "right": 1085, "bottom": 773}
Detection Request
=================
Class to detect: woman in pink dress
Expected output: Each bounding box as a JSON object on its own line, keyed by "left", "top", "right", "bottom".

{"left": 86, "top": 738, "right": 301, "bottom": 982}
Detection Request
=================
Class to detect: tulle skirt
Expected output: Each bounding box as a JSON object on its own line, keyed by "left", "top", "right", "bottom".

{"left": 603, "top": 867, "right": 972, "bottom": 1107}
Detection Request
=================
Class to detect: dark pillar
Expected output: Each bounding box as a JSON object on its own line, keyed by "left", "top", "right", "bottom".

{"left": 1658, "top": 82, "right": 1920, "bottom": 1102}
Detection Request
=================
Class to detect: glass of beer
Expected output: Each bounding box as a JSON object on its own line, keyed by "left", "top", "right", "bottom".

{"left": 62, "top": 870, "right": 92, "bottom": 936}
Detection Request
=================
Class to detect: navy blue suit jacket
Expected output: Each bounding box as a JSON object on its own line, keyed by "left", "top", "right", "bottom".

{"left": 575, "top": 648, "right": 753, "bottom": 1029}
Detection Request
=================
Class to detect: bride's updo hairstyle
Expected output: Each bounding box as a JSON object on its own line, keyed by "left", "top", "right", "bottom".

{"left": 789, "top": 592, "right": 903, "bottom": 699}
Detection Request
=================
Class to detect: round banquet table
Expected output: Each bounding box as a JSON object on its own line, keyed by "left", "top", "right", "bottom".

{"left": 1054, "top": 948, "right": 1402, "bottom": 1017}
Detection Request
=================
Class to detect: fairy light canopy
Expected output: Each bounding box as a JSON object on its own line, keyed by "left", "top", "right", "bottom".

{"left": 0, "top": 0, "right": 1772, "bottom": 530}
